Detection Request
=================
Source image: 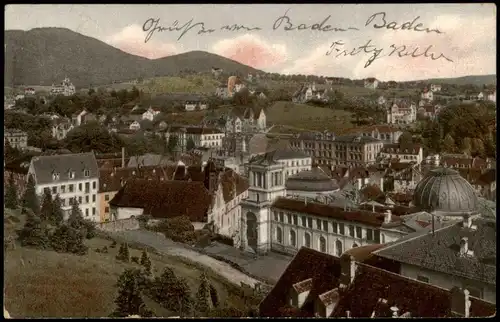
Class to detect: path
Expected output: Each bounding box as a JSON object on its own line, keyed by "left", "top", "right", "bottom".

{"left": 107, "top": 230, "right": 261, "bottom": 287}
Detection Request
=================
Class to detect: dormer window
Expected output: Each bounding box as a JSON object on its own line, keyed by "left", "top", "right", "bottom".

{"left": 83, "top": 169, "right": 90, "bottom": 177}
{"left": 52, "top": 172, "right": 60, "bottom": 181}
{"left": 69, "top": 170, "right": 75, "bottom": 179}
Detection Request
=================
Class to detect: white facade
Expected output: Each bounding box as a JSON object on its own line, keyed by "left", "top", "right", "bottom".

{"left": 278, "top": 157, "right": 313, "bottom": 180}
{"left": 386, "top": 103, "right": 417, "bottom": 125}
{"left": 400, "top": 263, "right": 495, "bottom": 304}
{"left": 487, "top": 91, "right": 496, "bottom": 102}
{"left": 364, "top": 79, "right": 379, "bottom": 89}
{"left": 52, "top": 122, "right": 74, "bottom": 140}
{"left": 129, "top": 121, "right": 141, "bottom": 130}
{"left": 421, "top": 90, "right": 434, "bottom": 101}
{"left": 142, "top": 107, "right": 160, "bottom": 121}
{"left": 379, "top": 146, "right": 424, "bottom": 164}
{"left": 112, "top": 206, "right": 144, "bottom": 221}
{"left": 430, "top": 84, "right": 442, "bottom": 92}
{"left": 51, "top": 77, "right": 76, "bottom": 96}
{"left": 29, "top": 168, "right": 100, "bottom": 222}
{"left": 226, "top": 116, "right": 243, "bottom": 134}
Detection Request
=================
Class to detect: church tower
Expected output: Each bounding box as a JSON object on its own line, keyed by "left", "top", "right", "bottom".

{"left": 240, "top": 151, "right": 285, "bottom": 255}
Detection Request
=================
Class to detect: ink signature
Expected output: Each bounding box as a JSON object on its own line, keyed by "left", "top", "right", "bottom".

{"left": 326, "top": 39, "right": 453, "bottom": 68}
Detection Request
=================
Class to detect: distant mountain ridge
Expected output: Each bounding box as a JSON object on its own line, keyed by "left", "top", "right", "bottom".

{"left": 417, "top": 75, "right": 496, "bottom": 86}
{"left": 4, "top": 27, "right": 262, "bottom": 87}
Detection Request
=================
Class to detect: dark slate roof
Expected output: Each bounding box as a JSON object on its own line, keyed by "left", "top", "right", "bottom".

{"left": 334, "top": 134, "right": 381, "bottom": 144}
{"left": 413, "top": 168, "right": 480, "bottom": 215}
{"left": 286, "top": 167, "right": 339, "bottom": 192}
{"left": 373, "top": 218, "right": 496, "bottom": 285}
{"left": 332, "top": 263, "right": 496, "bottom": 318}
{"left": 259, "top": 247, "right": 342, "bottom": 317}
{"left": 272, "top": 147, "right": 310, "bottom": 160}
{"left": 30, "top": 152, "right": 98, "bottom": 185}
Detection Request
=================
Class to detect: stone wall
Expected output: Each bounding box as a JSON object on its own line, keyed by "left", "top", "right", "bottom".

{"left": 97, "top": 218, "right": 140, "bottom": 232}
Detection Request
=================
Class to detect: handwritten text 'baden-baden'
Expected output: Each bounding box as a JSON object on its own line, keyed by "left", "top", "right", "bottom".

{"left": 142, "top": 10, "right": 452, "bottom": 67}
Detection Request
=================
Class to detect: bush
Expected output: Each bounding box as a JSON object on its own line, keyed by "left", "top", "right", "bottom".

{"left": 17, "top": 211, "right": 50, "bottom": 249}
{"left": 50, "top": 224, "right": 89, "bottom": 256}
{"left": 116, "top": 243, "right": 130, "bottom": 262}
{"left": 111, "top": 240, "right": 117, "bottom": 248}
{"left": 131, "top": 256, "right": 139, "bottom": 264}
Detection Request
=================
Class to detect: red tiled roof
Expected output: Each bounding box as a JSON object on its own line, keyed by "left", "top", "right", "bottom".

{"left": 109, "top": 179, "right": 211, "bottom": 222}
{"left": 332, "top": 264, "right": 496, "bottom": 318}
{"left": 259, "top": 247, "right": 342, "bottom": 317}
{"left": 360, "top": 184, "right": 385, "bottom": 203}
{"left": 99, "top": 165, "right": 170, "bottom": 193}
{"left": 271, "top": 198, "right": 401, "bottom": 227}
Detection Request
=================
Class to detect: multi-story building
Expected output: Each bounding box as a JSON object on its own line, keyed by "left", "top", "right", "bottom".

{"left": 379, "top": 143, "right": 424, "bottom": 164}
{"left": 225, "top": 106, "right": 267, "bottom": 133}
{"left": 166, "top": 126, "right": 226, "bottom": 149}
{"left": 386, "top": 99, "right": 417, "bottom": 125}
{"left": 289, "top": 132, "right": 383, "bottom": 167}
{"left": 28, "top": 152, "right": 100, "bottom": 222}
{"left": 4, "top": 128, "right": 28, "bottom": 149}
{"left": 141, "top": 107, "right": 161, "bottom": 121}
{"left": 421, "top": 88, "right": 434, "bottom": 101}
{"left": 345, "top": 125, "right": 402, "bottom": 144}
{"left": 51, "top": 77, "right": 76, "bottom": 96}
{"left": 364, "top": 78, "right": 379, "bottom": 89}
{"left": 51, "top": 119, "right": 74, "bottom": 140}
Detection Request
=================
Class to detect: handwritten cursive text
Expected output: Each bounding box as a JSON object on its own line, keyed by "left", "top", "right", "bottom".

{"left": 142, "top": 18, "right": 215, "bottom": 42}
{"left": 365, "top": 12, "right": 445, "bottom": 34}
{"left": 273, "top": 9, "right": 359, "bottom": 32}
{"left": 326, "top": 39, "right": 453, "bottom": 68}
{"left": 220, "top": 24, "right": 261, "bottom": 32}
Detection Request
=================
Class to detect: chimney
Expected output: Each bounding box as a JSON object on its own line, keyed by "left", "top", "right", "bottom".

{"left": 340, "top": 254, "right": 357, "bottom": 285}
{"left": 390, "top": 306, "right": 399, "bottom": 318}
{"left": 459, "top": 237, "right": 473, "bottom": 257}
{"left": 384, "top": 209, "right": 392, "bottom": 224}
{"left": 304, "top": 197, "right": 308, "bottom": 205}
{"left": 121, "top": 147, "right": 125, "bottom": 168}
{"left": 451, "top": 287, "right": 471, "bottom": 318}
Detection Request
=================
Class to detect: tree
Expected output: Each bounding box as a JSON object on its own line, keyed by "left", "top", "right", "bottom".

{"left": 398, "top": 131, "right": 413, "bottom": 146}
{"left": 50, "top": 224, "right": 89, "bottom": 255}
{"left": 167, "top": 135, "right": 179, "bottom": 153}
{"left": 195, "top": 272, "right": 215, "bottom": 314}
{"left": 116, "top": 243, "right": 131, "bottom": 262}
{"left": 5, "top": 173, "right": 18, "bottom": 209}
{"left": 186, "top": 137, "right": 196, "bottom": 151}
{"left": 22, "top": 175, "right": 39, "bottom": 215}
{"left": 461, "top": 137, "right": 472, "bottom": 156}
{"left": 4, "top": 140, "right": 21, "bottom": 161}
{"left": 471, "top": 138, "right": 485, "bottom": 157}
{"left": 68, "top": 198, "right": 96, "bottom": 239}
{"left": 140, "top": 249, "right": 153, "bottom": 277}
{"left": 51, "top": 195, "right": 65, "bottom": 226}
{"left": 152, "top": 267, "right": 193, "bottom": 316}
{"left": 40, "top": 189, "right": 54, "bottom": 222}
{"left": 442, "top": 133, "right": 456, "bottom": 153}
{"left": 112, "top": 268, "right": 153, "bottom": 317}
{"left": 63, "top": 122, "right": 125, "bottom": 153}
{"left": 17, "top": 210, "right": 50, "bottom": 249}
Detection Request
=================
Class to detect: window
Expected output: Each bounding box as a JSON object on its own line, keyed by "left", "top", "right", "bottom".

{"left": 69, "top": 184, "right": 74, "bottom": 192}
{"left": 84, "top": 169, "right": 90, "bottom": 177}
{"left": 366, "top": 229, "right": 374, "bottom": 241}
{"left": 289, "top": 230, "right": 297, "bottom": 247}
{"left": 293, "top": 215, "right": 298, "bottom": 226}
{"left": 78, "top": 183, "right": 82, "bottom": 191}
{"left": 92, "top": 207, "right": 96, "bottom": 215}
{"left": 304, "top": 233, "right": 311, "bottom": 248}
{"left": 339, "top": 223, "right": 345, "bottom": 235}
{"left": 69, "top": 171, "right": 75, "bottom": 179}
{"left": 276, "top": 227, "right": 283, "bottom": 244}
{"left": 85, "top": 182, "right": 90, "bottom": 192}
{"left": 85, "top": 208, "right": 89, "bottom": 217}
{"left": 332, "top": 222, "right": 338, "bottom": 234}
{"left": 319, "top": 236, "right": 327, "bottom": 253}
{"left": 301, "top": 216, "right": 306, "bottom": 227}
{"left": 316, "top": 219, "right": 322, "bottom": 230}
{"left": 356, "top": 226, "right": 362, "bottom": 239}
{"left": 85, "top": 196, "right": 89, "bottom": 203}
{"left": 61, "top": 185, "right": 66, "bottom": 193}
{"left": 105, "top": 207, "right": 110, "bottom": 213}
{"left": 374, "top": 230, "right": 381, "bottom": 243}
{"left": 105, "top": 194, "right": 110, "bottom": 201}
{"left": 322, "top": 220, "right": 328, "bottom": 232}
{"left": 279, "top": 212, "right": 284, "bottom": 222}
{"left": 78, "top": 197, "right": 82, "bottom": 204}
{"left": 52, "top": 186, "right": 57, "bottom": 194}
{"left": 417, "top": 275, "right": 429, "bottom": 283}
{"left": 336, "top": 240, "right": 343, "bottom": 257}
{"left": 307, "top": 218, "right": 313, "bottom": 228}
{"left": 285, "top": 213, "right": 292, "bottom": 224}
{"left": 92, "top": 181, "right": 96, "bottom": 189}
{"left": 92, "top": 195, "right": 96, "bottom": 202}
{"left": 349, "top": 225, "right": 355, "bottom": 237}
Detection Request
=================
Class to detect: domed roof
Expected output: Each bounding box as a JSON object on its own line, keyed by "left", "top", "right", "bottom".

{"left": 286, "top": 167, "right": 339, "bottom": 192}
{"left": 413, "top": 168, "right": 479, "bottom": 215}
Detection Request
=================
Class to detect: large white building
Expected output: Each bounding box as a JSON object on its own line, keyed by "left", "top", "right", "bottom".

{"left": 166, "top": 126, "right": 226, "bottom": 150}
{"left": 51, "top": 77, "right": 76, "bottom": 96}
{"left": 386, "top": 100, "right": 417, "bottom": 125}
{"left": 28, "top": 152, "right": 100, "bottom": 222}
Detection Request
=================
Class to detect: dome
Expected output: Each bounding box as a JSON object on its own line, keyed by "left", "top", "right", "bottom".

{"left": 286, "top": 167, "right": 339, "bottom": 192}
{"left": 413, "top": 168, "right": 479, "bottom": 215}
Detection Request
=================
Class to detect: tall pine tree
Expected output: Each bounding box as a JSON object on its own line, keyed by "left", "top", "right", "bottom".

{"left": 152, "top": 267, "right": 192, "bottom": 316}
{"left": 5, "top": 172, "right": 18, "bottom": 209}
{"left": 17, "top": 210, "right": 49, "bottom": 249}
{"left": 140, "top": 249, "right": 153, "bottom": 277}
{"left": 50, "top": 224, "right": 88, "bottom": 255}
{"left": 51, "top": 194, "right": 65, "bottom": 226}
{"left": 195, "top": 271, "right": 214, "bottom": 314}
{"left": 112, "top": 268, "right": 153, "bottom": 317}
{"left": 22, "top": 175, "right": 39, "bottom": 215}
{"left": 68, "top": 198, "right": 96, "bottom": 239}
{"left": 40, "top": 189, "right": 54, "bottom": 222}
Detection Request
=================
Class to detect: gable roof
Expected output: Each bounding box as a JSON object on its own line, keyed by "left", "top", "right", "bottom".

{"left": 30, "top": 152, "right": 98, "bottom": 185}
{"left": 332, "top": 263, "right": 496, "bottom": 318}
{"left": 109, "top": 179, "right": 211, "bottom": 221}
{"left": 374, "top": 218, "right": 496, "bottom": 285}
{"left": 259, "top": 247, "right": 342, "bottom": 317}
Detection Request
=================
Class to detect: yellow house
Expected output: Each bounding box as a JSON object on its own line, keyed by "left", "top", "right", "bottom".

{"left": 98, "top": 166, "right": 169, "bottom": 222}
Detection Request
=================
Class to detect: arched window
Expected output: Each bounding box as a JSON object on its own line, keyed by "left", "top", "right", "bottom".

{"left": 352, "top": 243, "right": 358, "bottom": 248}
{"left": 319, "top": 236, "right": 327, "bottom": 253}
{"left": 276, "top": 227, "right": 283, "bottom": 244}
{"left": 335, "top": 240, "right": 343, "bottom": 257}
{"left": 304, "top": 233, "right": 311, "bottom": 248}
{"left": 289, "top": 230, "right": 297, "bottom": 247}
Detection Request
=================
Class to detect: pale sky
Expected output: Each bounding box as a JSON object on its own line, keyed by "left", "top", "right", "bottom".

{"left": 5, "top": 4, "right": 497, "bottom": 81}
